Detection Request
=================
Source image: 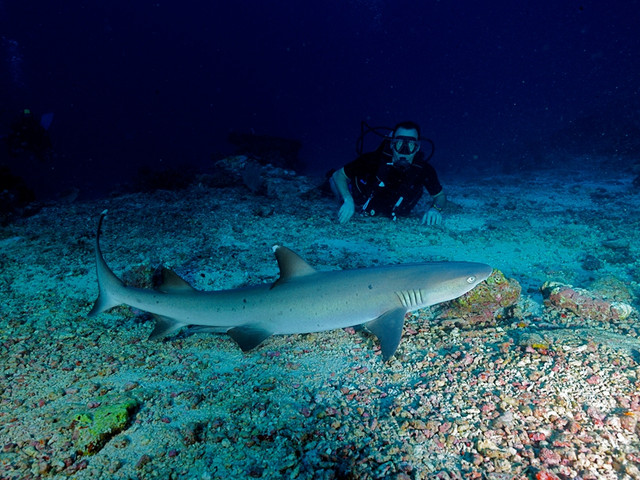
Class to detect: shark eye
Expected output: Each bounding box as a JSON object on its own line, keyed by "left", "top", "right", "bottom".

{"left": 466, "top": 276, "right": 476, "bottom": 284}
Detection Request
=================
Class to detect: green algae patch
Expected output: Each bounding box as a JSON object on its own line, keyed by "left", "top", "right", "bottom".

{"left": 70, "top": 396, "right": 140, "bottom": 455}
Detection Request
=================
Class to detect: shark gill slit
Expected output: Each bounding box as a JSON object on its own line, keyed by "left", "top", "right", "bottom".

{"left": 396, "top": 289, "right": 424, "bottom": 308}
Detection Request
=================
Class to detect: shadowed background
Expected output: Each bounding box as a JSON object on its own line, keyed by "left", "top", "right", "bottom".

{"left": 1, "top": 0, "right": 639, "bottom": 198}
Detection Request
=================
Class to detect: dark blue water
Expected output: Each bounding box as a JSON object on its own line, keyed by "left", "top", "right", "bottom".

{"left": 1, "top": 0, "right": 639, "bottom": 199}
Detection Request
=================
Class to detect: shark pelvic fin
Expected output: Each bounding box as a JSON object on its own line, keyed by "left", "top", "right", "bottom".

{"left": 271, "top": 246, "right": 316, "bottom": 288}
{"left": 158, "top": 268, "right": 196, "bottom": 293}
{"left": 365, "top": 307, "right": 407, "bottom": 361}
{"left": 148, "top": 314, "right": 187, "bottom": 340}
{"left": 227, "top": 325, "right": 273, "bottom": 351}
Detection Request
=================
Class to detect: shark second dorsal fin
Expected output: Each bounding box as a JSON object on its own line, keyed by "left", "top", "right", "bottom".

{"left": 272, "top": 246, "right": 316, "bottom": 287}
{"left": 365, "top": 307, "right": 407, "bottom": 361}
{"left": 158, "top": 268, "right": 196, "bottom": 293}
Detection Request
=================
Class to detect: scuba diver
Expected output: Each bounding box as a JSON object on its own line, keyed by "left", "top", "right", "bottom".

{"left": 6, "top": 108, "right": 53, "bottom": 162}
{"left": 330, "top": 120, "right": 446, "bottom": 225}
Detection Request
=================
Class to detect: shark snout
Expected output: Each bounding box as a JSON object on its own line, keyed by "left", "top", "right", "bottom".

{"left": 474, "top": 264, "right": 493, "bottom": 284}
{"left": 440, "top": 262, "right": 493, "bottom": 301}
{"left": 461, "top": 263, "right": 493, "bottom": 290}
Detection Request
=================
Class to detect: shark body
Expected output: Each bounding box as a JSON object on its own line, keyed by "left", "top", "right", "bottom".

{"left": 89, "top": 211, "right": 491, "bottom": 360}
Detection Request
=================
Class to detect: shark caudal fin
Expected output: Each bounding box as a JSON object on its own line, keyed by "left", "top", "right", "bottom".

{"left": 88, "top": 210, "right": 126, "bottom": 317}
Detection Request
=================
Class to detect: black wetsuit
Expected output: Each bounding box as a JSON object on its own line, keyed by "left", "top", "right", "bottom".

{"left": 7, "top": 114, "right": 52, "bottom": 161}
{"left": 343, "top": 145, "right": 442, "bottom": 218}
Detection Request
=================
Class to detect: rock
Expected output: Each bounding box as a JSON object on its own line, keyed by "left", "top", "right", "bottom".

{"left": 70, "top": 396, "right": 140, "bottom": 455}
{"left": 620, "top": 413, "right": 638, "bottom": 432}
{"left": 541, "top": 281, "right": 635, "bottom": 322}
{"left": 589, "top": 275, "right": 636, "bottom": 304}
{"left": 492, "top": 410, "right": 515, "bottom": 429}
{"left": 601, "top": 238, "right": 630, "bottom": 250}
{"left": 228, "top": 132, "right": 302, "bottom": 171}
{"left": 438, "top": 269, "right": 521, "bottom": 327}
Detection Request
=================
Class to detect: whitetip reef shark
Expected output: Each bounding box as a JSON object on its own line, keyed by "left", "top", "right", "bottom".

{"left": 89, "top": 211, "right": 492, "bottom": 360}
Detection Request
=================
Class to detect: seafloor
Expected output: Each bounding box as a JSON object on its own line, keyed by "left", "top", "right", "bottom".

{"left": 1, "top": 158, "right": 640, "bottom": 480}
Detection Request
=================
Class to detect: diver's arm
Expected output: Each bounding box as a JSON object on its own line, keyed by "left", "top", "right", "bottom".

{"left": 432, "top": 190, "right": 446, "bottom": 211}
{"left": 331, "top": 168, "right": 356, "bottom": 224}
{"left": 422, "top": 190, "right": 446, "bottom": 225}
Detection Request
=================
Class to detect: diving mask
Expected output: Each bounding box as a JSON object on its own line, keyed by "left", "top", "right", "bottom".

{"left": 390, "top": 136, "right": 420, "bottom": 155}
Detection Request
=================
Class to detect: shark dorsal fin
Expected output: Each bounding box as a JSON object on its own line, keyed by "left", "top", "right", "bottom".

{"left": 272, "top": 245, "right": 316, "bottom": 286}
{"left": 158, "top": 268, "right": 196, "bottom": 293}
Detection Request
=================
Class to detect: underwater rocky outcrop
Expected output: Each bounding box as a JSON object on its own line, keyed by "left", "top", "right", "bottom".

{"left": 228, "top": 132, "right": 302, "bottom": 172}
{"left": 541, "top": 281, "right": 635, "bottom": 322}
{"left": 438, "top": 269, "right": 522, "bottom": 328}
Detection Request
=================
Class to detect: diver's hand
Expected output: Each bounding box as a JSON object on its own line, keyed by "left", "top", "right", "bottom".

{"left": 422, "top": 208, "right": 442, "bottom": 226}
{"left": 338, "top": 198, "right": 355, "bottom": 224}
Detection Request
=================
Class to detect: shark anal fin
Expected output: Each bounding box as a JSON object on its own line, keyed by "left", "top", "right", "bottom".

{"left": 149, "top": 314, "right": 187, "bottom": 340}
{"left": 365, "top": 308, "right": 407, "bottom": 361}
{"left": 228, "top": 325, "right": 273, "bottom": 352}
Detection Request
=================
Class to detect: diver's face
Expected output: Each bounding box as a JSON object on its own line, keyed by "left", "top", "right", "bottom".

{"left": 391, "top": 127, "right": 420, "bottom": 165}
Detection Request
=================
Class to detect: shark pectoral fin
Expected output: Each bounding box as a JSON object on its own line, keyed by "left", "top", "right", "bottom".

{"left": 227, "top": 325, "right": 273, "bottom": 352}
{"left": 148, "top": 314, "right": 187, "bottom": 340}
{"left": 365, "top": 307, "right": 407, "bottom": 361}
